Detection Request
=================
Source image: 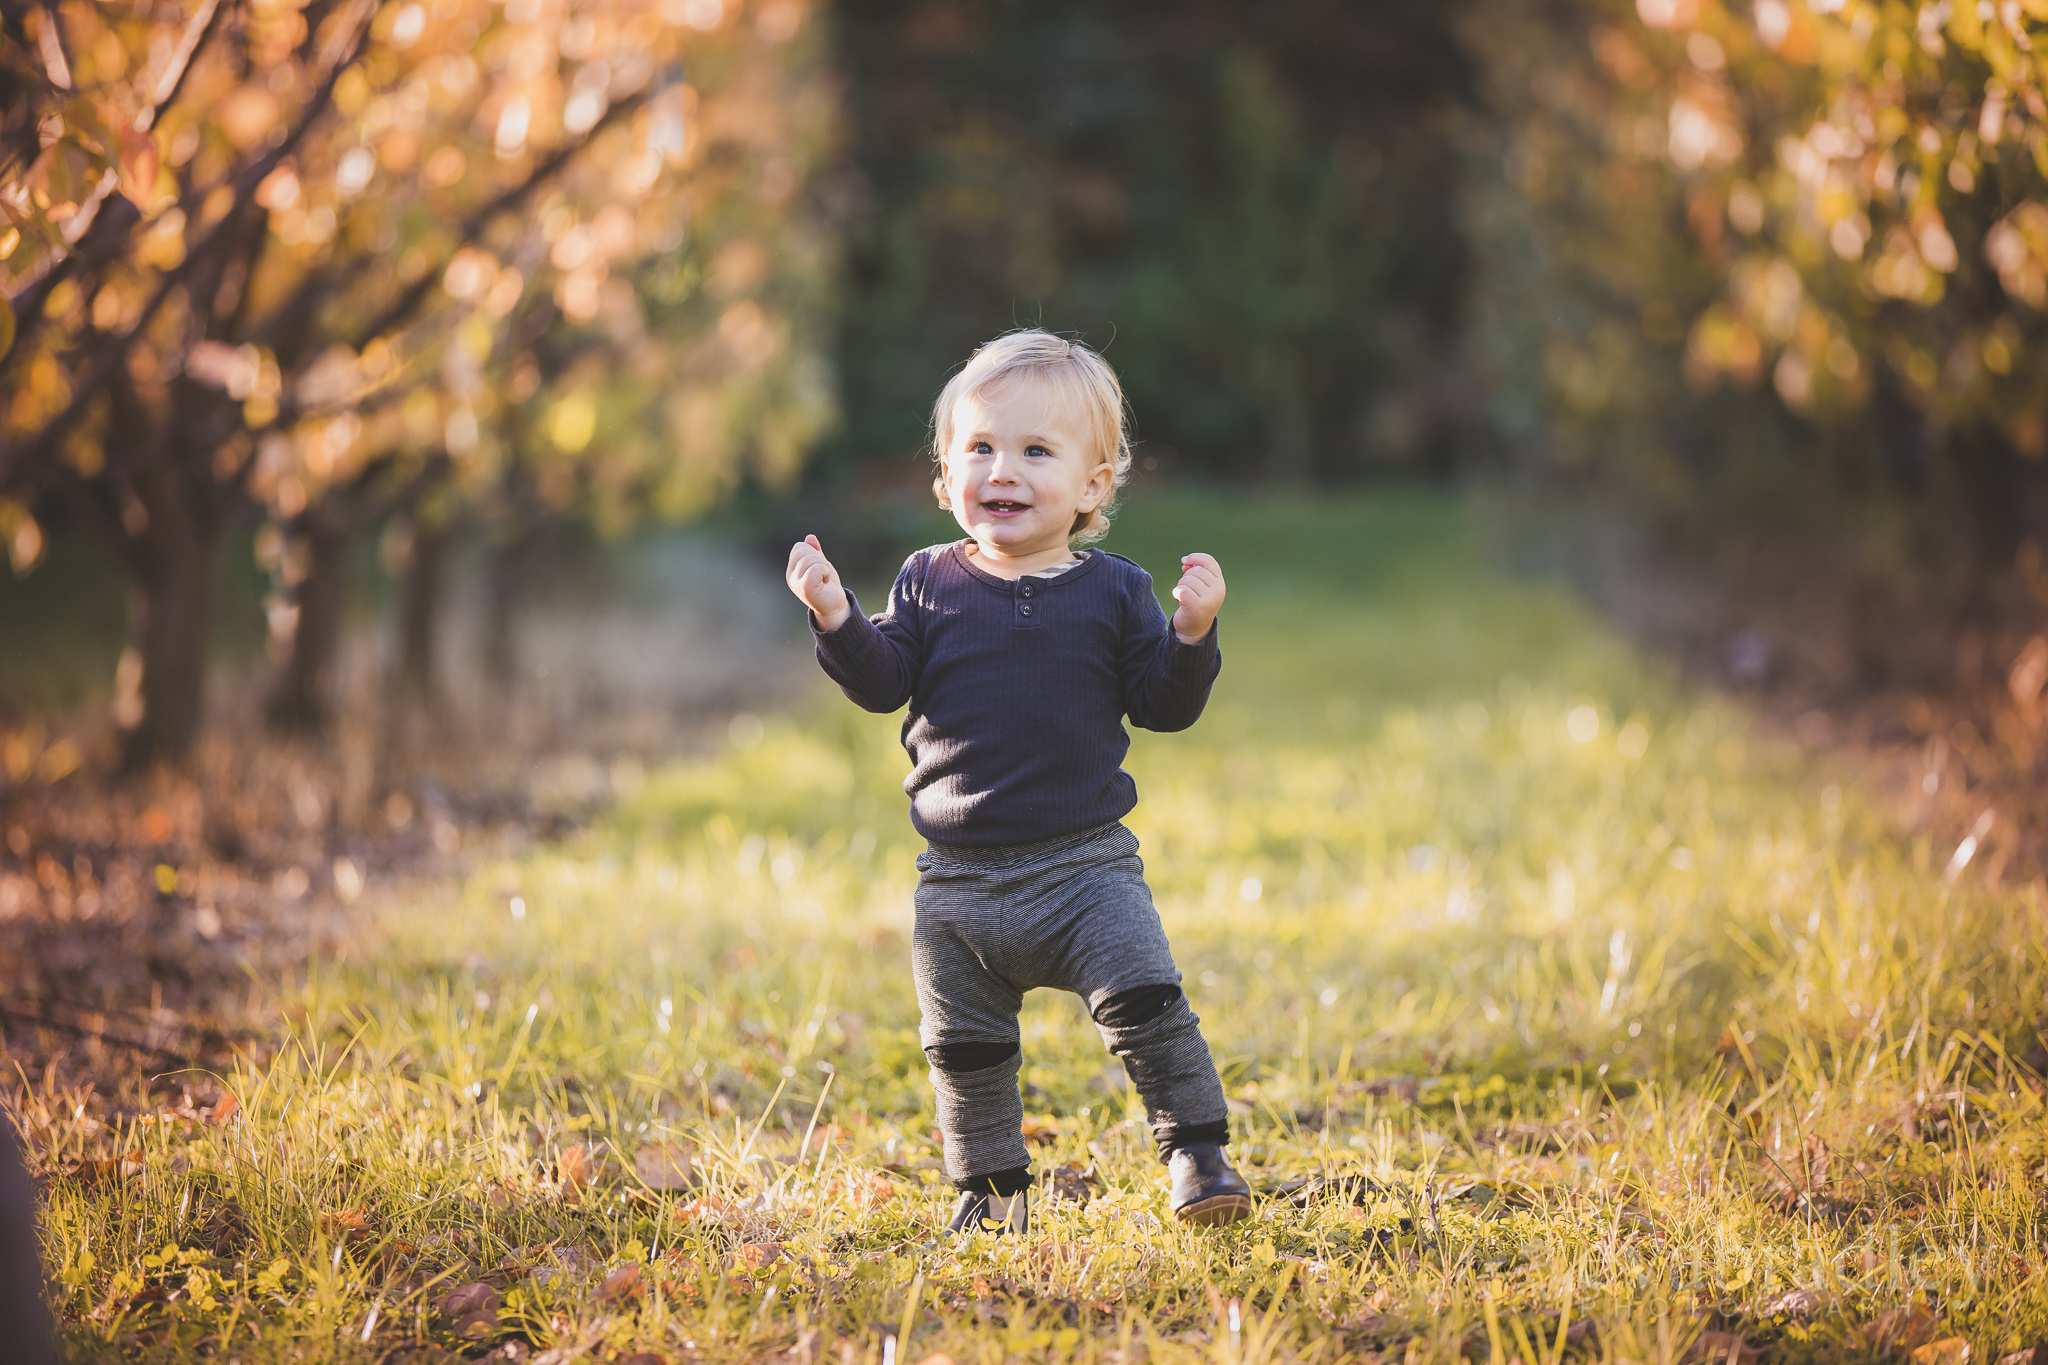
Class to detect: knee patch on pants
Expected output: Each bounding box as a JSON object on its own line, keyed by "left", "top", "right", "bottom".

{"left": 926, "top": 1038, "right": 1021, "bottom": 1074}
{"left": 1091, "top": 982, "right": 1182, "bottom": 1031}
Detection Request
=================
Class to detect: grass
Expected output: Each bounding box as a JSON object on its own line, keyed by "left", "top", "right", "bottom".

{"left": 22, "top": 490, "right": 2048, "bottom": 1363}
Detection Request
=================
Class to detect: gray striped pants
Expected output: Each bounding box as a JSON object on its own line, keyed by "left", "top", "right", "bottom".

{"left": 913, "top": 821, "right": 1230, "bottom": 1186}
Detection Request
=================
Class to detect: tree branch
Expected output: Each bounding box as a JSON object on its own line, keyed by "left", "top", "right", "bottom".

{"left": 0, "top": 0, "right": 379, "bottom": 494}
{"left": 247, "top": 86, "right": 652, "bottom": 359}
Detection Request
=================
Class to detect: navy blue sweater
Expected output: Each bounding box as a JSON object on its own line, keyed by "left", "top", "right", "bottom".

{"left": 811, "top": 541, "right": 1221, "bottom": 846}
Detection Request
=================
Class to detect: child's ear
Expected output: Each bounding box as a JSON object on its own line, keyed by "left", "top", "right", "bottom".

{"left": 1080, "top": 461, "right": 1114, "bottom": 511}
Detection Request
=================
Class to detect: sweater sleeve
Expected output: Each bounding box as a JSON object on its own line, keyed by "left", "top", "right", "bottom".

{"left": 811, "top": 553, "right": 925, "bottom": 713}
{"left": 1119, "top": 568, "right": 1221, "bottom": 732}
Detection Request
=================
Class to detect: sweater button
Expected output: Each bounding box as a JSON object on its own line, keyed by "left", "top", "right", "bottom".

{"left": 1020, "top": 583, "right": 1035, "bottom": 597}
{"left": 1019, "top": 603, "right": 1034, "bottom": 617}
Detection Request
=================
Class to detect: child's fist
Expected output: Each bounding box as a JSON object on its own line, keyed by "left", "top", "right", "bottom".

{"left": 1170, "top": 552, "right": 1225, "bottom": 644}
{"left": 787, "top": 534, "right": 851, "bottom": 631}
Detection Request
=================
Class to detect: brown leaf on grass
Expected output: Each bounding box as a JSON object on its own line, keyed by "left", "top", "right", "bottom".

{"left": 1763, "top": 1134, "right": 1831, "bottom": 1212}
{"left": 320, "top": 1205, "right": 372, "bottom": 1241}
{"left": 1317, "top": 1282, "right": 1391, "bottom": 1332}
{"left": 634, "top": 1142, "right": 693, "bottom": 1191}
{"left": 437, "top": 1280, "right": 501, "bottom": 1338}
{"left": 1756, "top": 1286, "right": 1826, "bottom": 1318}
{"left": 734, "top": 1241, "right": 784, "bottom": 1272}
{"left": 1048, "top": 1164, "right": 1098, "bottom": 1205}
{"left": 66, "top": 1153, "right": 142, "bottom": 1186}
{"left": 759, "top": 1326, "right": 823, "bottom": 1365}
{"left": 1912, "top": 1341, "right": 1972, "bottom": 1365}
{"left": 677, "top": 1193, "right": 728, "bottom": 1221}
{"left": 557, "top": 1144, "right": 590, "bottom": 1192}
{"left": 1995, "top": 1348, "right": 2048, "bottom": 1365}
{"left": 439, "top": 1281, "right": 500, "bottom": 1316}
{"left": 207, "top": 1091, "right": 239, "bottom": 1124}
{"left": 1020, "top": 1113, "right": 1061, "bottom": 1142}
{"left": 1686, "top": 1330, "right": 1760, "bottom": 1365}
{"left": 596, "top": 1263, "right": 644, "bottom": 1303}
{"left": 826, "top": 1171, "right": 897, "bottom": 1209}
{"left": 1852, "top": 1299, "right": 1940, "bottom": 1353}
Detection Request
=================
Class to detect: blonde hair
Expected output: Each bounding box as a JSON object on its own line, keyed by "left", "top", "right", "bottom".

{"left": 931, "top": 329, "right": 1131, "bottom": 544}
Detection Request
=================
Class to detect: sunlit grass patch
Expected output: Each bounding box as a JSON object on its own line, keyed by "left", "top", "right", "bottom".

{"left": 26, "top": 492, "right": 2048, "bottom": 1362}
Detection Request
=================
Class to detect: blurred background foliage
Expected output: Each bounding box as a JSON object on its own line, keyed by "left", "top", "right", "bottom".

{"left": 8, "top": 0, "right": 2048, "bottom": 764}
{"left": 823, "top": 0, "right": 1470, "bottom": 484}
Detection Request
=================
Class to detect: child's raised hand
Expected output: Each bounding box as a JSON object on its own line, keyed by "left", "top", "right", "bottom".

{"left": 1170, "top": 552, "right": 1225, "bottom": 644}
{"left": 787, "top": 534, "right": 851, "bottom": 631}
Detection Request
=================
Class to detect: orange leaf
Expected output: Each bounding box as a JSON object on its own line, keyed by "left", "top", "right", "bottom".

{"left": 678, "top": 1194, "right": 727, "bottom": 1220}
{"left": 598, "top": 1263, "right": 645, "bottom": 1303}
{"left": 734, "top": 1241, "right": 783, "bottom": 1271}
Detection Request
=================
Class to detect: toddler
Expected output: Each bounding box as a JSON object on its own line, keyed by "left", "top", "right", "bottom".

{"left": 785, "top": 330, "right": 1250, "bottom": 1234}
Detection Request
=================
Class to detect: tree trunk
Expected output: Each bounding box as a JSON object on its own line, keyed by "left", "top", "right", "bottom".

{"left": 1950, "top": 422, "right": 2040, "bottom": 582}
{"left": 480, "top": 524, "right": 534, "bottom": 695}
{"left": 118, "top": 478, "right": 227, "bottom": 772}
{"left": 394, "top": 516, "right": 447, "bottom": 711}
{"left": 265, "top": 515, "right": 353, "bottom": 736}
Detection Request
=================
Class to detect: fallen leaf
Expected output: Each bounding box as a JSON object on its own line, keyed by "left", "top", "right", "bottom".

{"left": 66, "top": 1154, "right": 143, "bottom": 1186}
{"left": 1764, "top": 1134, "right": 1832, "bottom": 1212}
{"left": 828, "top": 1171, "right": 896, "bottom": 1209}
{"left": 635, "top": 1142, "right": 693, "bottom": 1191}
{"left": 557, "top": 1144, "right": 590, "bottom": 1193}
{"left": 1995, "top": 1349, "right": 2048, "bottom": 1365}
{"left": 678, "top": 1193, "right": 727, "bottom": 1220}
{"left": 735, "top": 1241, "right": 784, "bottom": 1271}
{"left": 1048, "top": 1164, "right": 1098, "bottom": 1205}
{"left": 1020, "top": 1114, "right": 1061, "bottom": 1141}
{"left": 916, "top": 1355, "right": 956, "bottom": 1365}
{"left": 1853, "top": 1299, "right": 1940, "bottom": 1353}
{"left": 320, "top": 1205, "right": 371, "bottom": 1241}
{"left": 597, "top": 1263, "right": 644, "bottom": 1303}
{"left": 440, "top": 1281, "right": 500, "bottom": 1316}
{"left": 1913, "top": 1340, "right": 1972, "bottom": 1365}
{"left": 438, "top": 1280, "right": 501, "bottom": 1338}
{"left": 1686, "top": 1330, "right": 1759, "bottom": 1365}
{"left": 1756, "top": 1286, "right": 1825, "bottom": 1318}
{"left": 207, "top": 1092, "right": 239, "bottom": 1124}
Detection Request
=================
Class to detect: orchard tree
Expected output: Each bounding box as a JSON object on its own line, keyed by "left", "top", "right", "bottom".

{"left": 0, "top": 0, "right": 832, "bottom": 765}
{"left": 254, "top": 0, "right": 833, "bottom": 735}
{"left": 1467, "top": 0, "right": 2048, "bottom": 578}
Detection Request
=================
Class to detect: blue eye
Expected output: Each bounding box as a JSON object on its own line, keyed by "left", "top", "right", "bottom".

{"left": 971, "top": 441, "right": 992, "bottom": 454}
{"left": 1026, "top": 445, "right": 1050, "bottom": 458}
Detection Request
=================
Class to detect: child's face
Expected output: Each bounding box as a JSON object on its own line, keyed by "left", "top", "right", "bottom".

{"left": 941, "top": 377, "right": 1112, "bottom": 562}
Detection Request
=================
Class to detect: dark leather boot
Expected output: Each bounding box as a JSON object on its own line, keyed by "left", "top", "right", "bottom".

{"left": 1168, "top": 1143, "right": 1252, "bottom": 1226}
{"left": 945, "top": 1187, "right": 1028, "bottom": 1237}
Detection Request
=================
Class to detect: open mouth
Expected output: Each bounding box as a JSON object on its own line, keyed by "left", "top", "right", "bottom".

{"left": 980, "top": 500, "right": 1031, "bottom": 515}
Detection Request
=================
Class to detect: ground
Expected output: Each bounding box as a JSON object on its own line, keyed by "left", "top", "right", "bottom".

{"left": 15, "top": 492, "right": 2048, "bottom": 1363}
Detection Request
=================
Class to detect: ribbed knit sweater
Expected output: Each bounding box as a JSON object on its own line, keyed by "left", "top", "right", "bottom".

{"left": 811, "top": 541, "right": 1221, "bottom": 846}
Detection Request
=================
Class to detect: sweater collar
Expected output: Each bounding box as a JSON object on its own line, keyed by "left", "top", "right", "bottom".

{"left": 947, "top": 540, "right": 1105, "bottom": 591}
